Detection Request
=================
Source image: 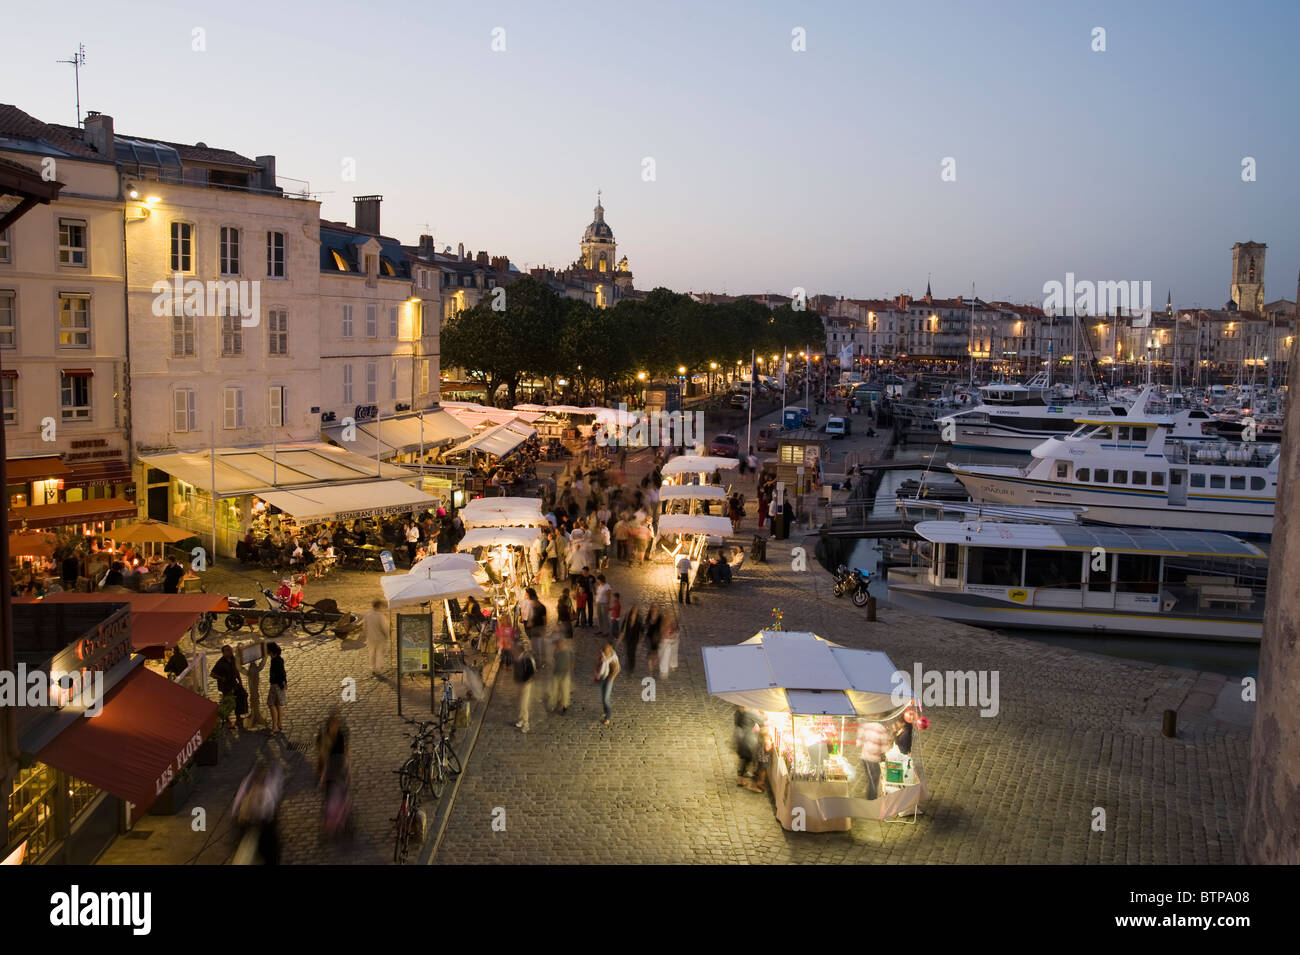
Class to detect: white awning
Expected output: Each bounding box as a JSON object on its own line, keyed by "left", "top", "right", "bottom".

{"left": 656, "top": 514, "right": 734, "bottom": 538}
{"left": 456, "top": 526, "right": 542, "bottom": 550}
{"left": 321, "top": 411, "right": 471, "bottom": 457}
{"left": 257, "top": 480, "right": 438, "bottom": 522}
{"left": 137, "top": 443, "right": 417, "bottom": 497}
{"left": 662, "top": 455, "right": 740, "bottom": 476}
{"left": 703, "top": 631, "right": 911, "bottom": 716}
{"left": 446, "top": 423, "right": 528, "bottom": 459}
{"left": 408, "top": 553, "right": 480, "bottom": 576}
{"left": 459, "top": 497, "right": 548, "bottom": 529}
{"left": 381, "top": 569, "right": 486, "bottom": 610}
{"left": 659, "top": 485, "right": 727, "bottom": 501}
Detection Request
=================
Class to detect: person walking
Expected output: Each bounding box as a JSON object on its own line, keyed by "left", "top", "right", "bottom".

{"left": 577, "top": 566, "right": 595, "bottom": 627}
{"left": 594, "top": 641, "right": 620, "bottom": 726}
{"left": 405, "top": 520, "right": 420, "bottom": 567}
{"left": 658, "top": 612, "right": 680, "bottom": 679}
{"left": 266, "top": 642, "right": 286, "bottom": 735}
{"left": 317, "top": 708, "right": 350, "bottom": 837}
{"left": 676, "top": 552, "right": 693, "bottom": 604}
{"left": 550, "top": 633, "right": 575, "bottom": 715}
{"left": 513, "top": 640, "right": 537, "bottom": 733}
{"left": 556, "top": 588, "right": 575, "bottom": 640}
{"left": 644, "top": 605, "right": 664, "bottom": 674}
{"left": 619, "top": 604, "right": 642, "bottom": 674}
{"left": 593, "top": 574, "right": 612, "bottom": 633}
{"left": 363, "top": 599, "right": 389, "bottom": 678}
{"left": 608, "top": 592, "right": 622, "bottom": 642}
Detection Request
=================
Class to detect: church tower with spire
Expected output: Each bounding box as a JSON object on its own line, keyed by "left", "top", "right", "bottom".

{"left": 580, "top": 192, "right": 617, "bottom": 273}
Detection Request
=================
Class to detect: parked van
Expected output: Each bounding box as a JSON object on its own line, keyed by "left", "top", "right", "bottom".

{"left": 824, "top": 416, "right": 850, "bottom": 439}
{"left": 757, "top": 426, "right": 780, "bottom": 451}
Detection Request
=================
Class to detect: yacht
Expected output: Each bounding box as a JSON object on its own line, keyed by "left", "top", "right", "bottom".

{"left": 947, "top": 391, "right": 1278, "bottom": 536}
{"left": 885, "top": 521, "right": 1266, "bottom": 641}
{"left": 937, "top": 379, "right": 1213, "bottom": 454}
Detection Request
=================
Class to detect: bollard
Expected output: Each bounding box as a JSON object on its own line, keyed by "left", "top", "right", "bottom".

{"left": 866, "top": 595, "right": 877, "bottom": 622}
{"left": 1161, "top": 709, "right": 1177, "bottom": 738}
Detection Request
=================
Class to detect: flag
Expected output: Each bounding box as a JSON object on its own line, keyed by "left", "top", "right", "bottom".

{"left": 838, "top": 344, "right": 853, "bottom": 367}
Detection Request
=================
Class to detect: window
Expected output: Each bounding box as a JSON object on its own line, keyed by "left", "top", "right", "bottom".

{"left": 420, "top": 360, "right": 429, "bottom": 395}
{"left": 60, "top": 372, "right": 91, "bottom": 420}
{"left": 58, "top": 294, "right": 90, "bottom": 347}
{"left": 1025, "top": 549, "right": 1080, "bottom": 590}
{"left": 222, "top": 388, "right": 244, "bottom": 429}
{"left": 1251, "top": 477, "right": 1266, "bottom": 491}
{"left": 366, "top": 304, "right": 378, "bottom": 338}
{"left": 1117, "top": 427, "right": 1129, "bottom": 441}
{"left": 170, "top": 222, "right": 193, "bottom": 272}
{"left": 331, "top": 250, "right": 349, "bottom": 271}
{"left": 342, "top": 365, "right": 353, "bottom": 404}
{"left": 221, "top": 313, "right": 243, "bottom": 356}
{"left": 1191, "top": 473, "right": 1206, "bottom": 488}
{"left": 1093, "top": 468, "right": 1108, "bottom": 483}
{"left": 1131, "top": 427, "right": 1147, "bottom": 441}
{"left": 967, "top": 547, "right": 1024, "bottom": 587}
{"left": 267, "top": 231, "right": 285, "bottom": 277}
{"left": 0, "top": 290, "right": 14, "bottom": 347}
{"left": 1087, "top": 551, "right": 1112, "bottom": 592}
{"left": 173, "top": 389, "right": 196, "bottom": 432}
{"left": 1132, "top": 471, "right": 1147, "bottom": 486}
{"left": 1152, "top": 472, "right": 1165, "bottom": 487}
{"left": 1055, "top": 461, "right": 1070, "bottom": 479}
{"left": 390, "top": 360, "right": 398, "bottom": 400}
{"left": 1113, "top": 470, "right": 1127, "bottom": 485}
{"left": 342, "top": 305, "right": 353, "bottom": 338}
{"left": 58, "top": 219, "right": 87, "bottom": 266}
{"left": 1210, "top": 474, "right": 1226, "bottom": 489}
{"left": 1230, "top": 475, "right": 1245, "bottom": 491}
{"left": 267, "top": 310, "right": 287, "bottom": 355}
{"left": 389, "top": 306, "right": 398, "bottom": 338}
{"left": 172, "top": 313, "right": 195, "bottom": 356}
{"left": 2, "top": 374, "right": 15, "bottom": 424}
{"left": 0, "top": 227, "right": 10, "bottom": 263}
{"left": 269, "top": 386, "right": 285, "bottom": 427}
{"left": 1116, "top": 553, "right": 1160, "bottom": 594}
{"left": 1076, "top": 468, "right": 1089, "bottom": 482}
{"left": 219, "top": 226, "right": 240, "bottom": 274}
{"left": 365, "top": 362, "right": 377, "bottom": 403}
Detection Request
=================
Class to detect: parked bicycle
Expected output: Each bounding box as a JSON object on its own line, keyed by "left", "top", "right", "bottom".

{"left": 256, "top": 584, "right": 331, "bottom": 637}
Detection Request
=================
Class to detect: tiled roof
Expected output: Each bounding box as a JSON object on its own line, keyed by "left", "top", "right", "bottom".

{"left": 0, "top": 104, "right": 100, "bottom": 158}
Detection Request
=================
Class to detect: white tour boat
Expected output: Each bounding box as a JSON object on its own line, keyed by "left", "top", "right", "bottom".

{"left": 885, "top": 521, "right": 1266, "bottom": 641}
{"left": 947, "top": 391, "right": 1278, "bottom": 536}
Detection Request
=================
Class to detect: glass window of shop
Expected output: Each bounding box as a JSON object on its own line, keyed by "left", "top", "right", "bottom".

{"left": 6, "top": 762, "right": 100, "bottom": 864}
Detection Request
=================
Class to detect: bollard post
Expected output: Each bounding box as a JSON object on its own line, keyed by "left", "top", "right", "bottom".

{"left": 1161, "top": 709, "right": 1177, "bottom": 738}
{"left": 866, "top": 595, "right": 877, "bottom": 622}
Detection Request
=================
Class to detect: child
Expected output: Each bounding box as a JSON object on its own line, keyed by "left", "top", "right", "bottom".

{"left": 608, "top": 592, "right": 622, "bottom": 642}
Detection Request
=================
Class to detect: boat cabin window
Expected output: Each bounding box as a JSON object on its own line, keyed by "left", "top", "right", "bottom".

{"left": 1230, "top": 476, "right": 1245, "bottom": 490}
{"left": 1210, "top": 475, "right": 1226, "bottom": 489}
{"left": 1115, "top": 553, "right": 1160, "bottom": 594}
{"left": 1087, "top": 552, "right": 1113, "bottom": 591}
{"left": 1117, "top": 426, "right": 1130, "bottom": 441}
{"left": 1132, "top": 427, "right": 1147, "bottom": 441}
{"left": 1251, "top": 477, "right": 1266, "bottom": 491}
{"left": 1113, "top": 470, "right": 1128, "bottom": 485}
{"left": 1094, "top": 468, "right": 1109, "bottom": 483}
{"left": 1076, "top": 468, "right": 1089, "bottom": 481}
{"left": 1055, "top": 461, "right": 1070, "bottom": 479}
{"left": 1191, "top": 473, "right": 1206, "bottom": 488}
{"left": 1132, "top": 472, "right": 1147, "bottom": 486}
{"left": 967, "top": 547, "right": 1023, "bottom": 587}
{"left": 1025, "top": 550, "right": 1080, "bottom": 590}
{"left": 1151, "top": 473, "right": 1165, "bottom": 487}
{"left": 941, "top": 544, "right": 960, "bottom": 581}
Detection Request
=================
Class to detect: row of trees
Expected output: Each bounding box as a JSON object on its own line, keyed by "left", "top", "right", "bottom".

{"left": 440, "top": 278, "right": 826, "bottom": 405}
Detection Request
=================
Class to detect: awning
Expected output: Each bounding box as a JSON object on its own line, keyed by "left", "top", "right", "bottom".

{"left": 656, "top": 514, "right": 735, "bottom": 538}
{"left": 662, "top": 455, "right": 741, "bottom": 476}
{"left": 321, "top": 411, "right": 471, "bottom": 457}
{"left": 456, "top": 525, "right": 542, "bottom": 550}
{"left": 660, "top": 485, "right": 727, "bottom": 501}
{"left": 34, "top": 667, "right": 218, "bottom": 812}
{"left": 8, "top": 497, "right": 137, "bottom": 531}
{"left": 60, "top": 368, "right": 94, "bottom": 377}
{"left": 9, "top": 533, "right": 55, "bottom": 558}
{"left": 445, "top": 423, "right": 528, "bottom": 460}
{"left": 23, "top": 592, "right": 228, "bottom": 650}
{"left": 257, "top": 479, "right": 439, "bottom": 522}
{"left": 381, "top": 569, "right": 486, "bottom": 610}
{"left": 5, "top": 456, "right": 73, "bottom": 482}
{"left": 63, "top": 457, "right": 132, "bottom": 488}
{"left": 137, "top": 442, "right": 417, "bottom": 497}
{"left": 458, "top": 496, "right": 548, "bottom": 529}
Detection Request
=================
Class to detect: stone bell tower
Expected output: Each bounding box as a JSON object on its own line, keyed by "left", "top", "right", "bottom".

{"left": 1230, "top": 241, "right": 1266, "bottom": 314}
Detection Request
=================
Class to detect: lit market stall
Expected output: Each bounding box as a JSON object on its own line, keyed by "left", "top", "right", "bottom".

{"left": 703, "top": 629, "right": 930, "bottom": 832}
{"left": 456, "top": 524, "right": 543, "bottom": 615}
{"left": 659, "top": 484, "right": 727, "bottom": 516}
{"left": 660, "top": 454, "right": 740, "bottom": 487}
{"left": 655, "top": 513, "right": 733, "bottom": 569}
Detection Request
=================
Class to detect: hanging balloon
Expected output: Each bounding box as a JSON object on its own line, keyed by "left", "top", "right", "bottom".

{"left": 917, "top": 717, "right": 931, "bottom": 730}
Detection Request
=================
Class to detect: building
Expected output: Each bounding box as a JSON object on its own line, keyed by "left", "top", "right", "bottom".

{"left": 528, "top": 195, "right": 636, "bottom": 309}
{"left": 0, "top": 106, "right": 136, "bottom": 528}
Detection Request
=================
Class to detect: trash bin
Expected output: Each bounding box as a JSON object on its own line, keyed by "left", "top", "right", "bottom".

{"left": 751, "top": 534, "right": 768, "bottom": 563}
{"left": 773, "top": 512, "right": 789, "bottom": 541}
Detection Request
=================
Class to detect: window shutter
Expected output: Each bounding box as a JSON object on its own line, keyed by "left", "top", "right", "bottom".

{"left": 223, "top": 389, "right": 236, "bottom": 429}
{"left": 174, "top": 390, "right": 188, "bottom": 431}
{"left": 270, "top": 386, "right": 284, "bottom": 427}
{"left": 389, "top": 306, "right": 398, "bottom": 337}
{"left": 186, "top": 391, "right": 196, "bottom": 431}
{"left": 235, "top": 389, "right": 244, "bottom": 427}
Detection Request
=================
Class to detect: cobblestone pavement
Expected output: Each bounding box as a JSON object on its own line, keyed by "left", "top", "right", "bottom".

{"left": 434, "top": 529, "right": 1251, "bottom": 865}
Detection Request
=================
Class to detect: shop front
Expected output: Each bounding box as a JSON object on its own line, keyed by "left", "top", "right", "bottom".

{"left": 703, "top": 629, "right": 930, "bottom": 833}
{"left": 6, "top": 601, "right": 218, "bottom": 864}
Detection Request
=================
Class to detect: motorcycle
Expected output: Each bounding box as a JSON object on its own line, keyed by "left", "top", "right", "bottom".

{"left": 847, "top": 567, "right": 873, "bottom": 607}
{"left": 832, "top": 564, "right": 854, "bottom": 598}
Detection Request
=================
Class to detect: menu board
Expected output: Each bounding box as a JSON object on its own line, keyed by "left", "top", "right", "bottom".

{"left": 396, "top": 613, "right": 432, "bottom": 674}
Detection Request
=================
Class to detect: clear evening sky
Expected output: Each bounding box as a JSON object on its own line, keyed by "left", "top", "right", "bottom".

{"left": 6, "top": 0, "right": 1298, "bottom": 307}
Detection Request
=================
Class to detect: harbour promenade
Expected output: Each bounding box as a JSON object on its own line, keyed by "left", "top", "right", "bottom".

{"left": 98, "top": 504, "right": 1252, "bottom": 864}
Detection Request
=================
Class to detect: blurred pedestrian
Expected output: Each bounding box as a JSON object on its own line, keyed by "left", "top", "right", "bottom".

{"left": 266, "top": 642, "right": 286, "bottom": 735}
{"left": 550, "top": 634, "right": 574, "bottom": 715}
{"left": 363, "top": 599, "right": 389, "bottom": 677}
{"left": 595, "top": 641, "right": 620, "bottom": 726}
{"left": 514, "top": 639, "right": 538, "bottom": 732}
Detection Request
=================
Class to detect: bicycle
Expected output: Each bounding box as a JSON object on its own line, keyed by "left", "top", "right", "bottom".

{"left": 391, "top": 772, "right": 421, "bottom": 863}
{"left": 257, "top": 585, "right": 331, "bottom": 638}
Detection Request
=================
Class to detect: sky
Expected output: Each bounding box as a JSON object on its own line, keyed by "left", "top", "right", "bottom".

{"left": 6, "top": 0, "right": 1298, "bottom": 308}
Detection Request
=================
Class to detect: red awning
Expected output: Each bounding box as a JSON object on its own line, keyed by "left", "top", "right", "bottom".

{"left": 61, "top": 368, "right": 94, "bottom": 376}
{"left": 0, "top": 369, "right": 17, "bottom": 378}
{"left": 35, "top": 667, "right": 218, "bottom": 813}
{"left": 63, "top": 457, "right": 132, "bottom": 488}
{"left": 4, "top": 456, "right": 73, "bottom": 481}
{"left": 21, "top": 592, "right": 228, "bottom": 650}
{"left": 7, "top": 497, "right": 137, "bottom": 531}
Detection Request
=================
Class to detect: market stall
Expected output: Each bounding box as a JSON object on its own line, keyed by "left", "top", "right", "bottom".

{"left": 655, "top": 513, "right": 734, "bottom": 568}
{"left": 659, "top": 484, "right": 727, "bottom": 515}
{"left": 455, "top": 524, "right": 542, "bottom": 613}
{"left": 702, "top": 629, "right": 928, "bottom": 832}
{"left": 661, "top": 454, "right": 740, "bottom": 487}
{"left": 457, "top": 497, "right": 550, "bottom": 530}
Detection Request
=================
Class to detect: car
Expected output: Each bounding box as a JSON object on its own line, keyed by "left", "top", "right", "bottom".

{"left": 709, "top": 433, "right": 740, "bottom": 456}
{"left": 728, "top": 392, "right": 751, "bottom": 410}
{"left": 824, "top": 416, "right": 850, "bottom": 439}
{"left": 757, "top": 426, "right": 780, "bottom": 451}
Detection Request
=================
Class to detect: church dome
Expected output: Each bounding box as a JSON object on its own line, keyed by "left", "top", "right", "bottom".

{"left": 583, "top": 196, "right": 614, "bottom": 243}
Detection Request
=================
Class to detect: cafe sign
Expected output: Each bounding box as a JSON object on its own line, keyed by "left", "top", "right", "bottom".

{"left": 334, "top": 503, "right": 423, "bottom": 521}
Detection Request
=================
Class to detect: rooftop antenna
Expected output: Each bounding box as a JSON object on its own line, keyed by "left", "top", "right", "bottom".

{"left": 57, "top": 43, "right": 87, "bottom": 127}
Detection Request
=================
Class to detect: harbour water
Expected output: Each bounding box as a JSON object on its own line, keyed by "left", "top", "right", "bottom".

{"left": 847, "top": 465, "right": 1262, "bottom": 679}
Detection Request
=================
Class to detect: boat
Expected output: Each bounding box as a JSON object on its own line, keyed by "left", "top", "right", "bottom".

{"left": 947, "top": 390, "right": 1278, "bottom": 535}
{"left": 937, "top": 378, "right": 1213, "bottom": 454}
{"left": 885, "top": 520, "right": 1266, "bottom": 641}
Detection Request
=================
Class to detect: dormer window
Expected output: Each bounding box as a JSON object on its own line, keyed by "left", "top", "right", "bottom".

{"left": 331, "top": 250, "right": 348, "bottom": 271}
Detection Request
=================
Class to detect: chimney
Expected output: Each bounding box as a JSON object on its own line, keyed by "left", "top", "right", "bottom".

{"left": 255, "top": 155, "right": 277, "bottom": 193}
{"left": 491, "top": 255, "right": 510, "bottom": 272}
{"left": 83, "top": 112, "right": 114, "bottom": 158}
{"left": 353, "top": 195, "right": 383, "bottom": 234}
{"left": 457, "top": 243, "right": 464, "bottom": 262}
{"left": 419, "top": 234, "right": 435, "bottom": 256}
{"left": 477, "top": 251, "right": 489, "bottom": 266}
